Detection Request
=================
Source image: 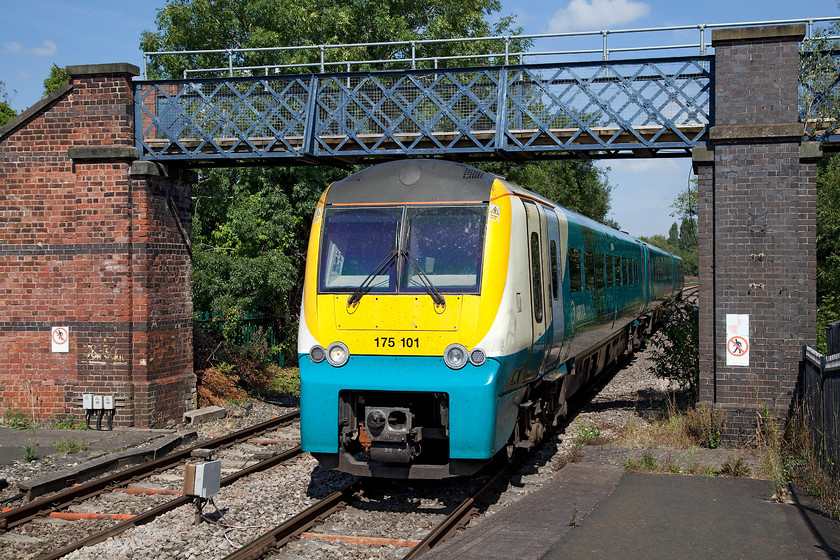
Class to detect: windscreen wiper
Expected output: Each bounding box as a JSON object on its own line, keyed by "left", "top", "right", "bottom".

{"left": 346, "top": 248, "right": 398, "bottom": 307}
{"left": 401, "top": 250, "right": 446, "bottom": 307}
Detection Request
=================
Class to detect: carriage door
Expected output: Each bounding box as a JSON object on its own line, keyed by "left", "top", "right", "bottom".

{"left": 523, "top": 200, "right": 549, "bottom": 379}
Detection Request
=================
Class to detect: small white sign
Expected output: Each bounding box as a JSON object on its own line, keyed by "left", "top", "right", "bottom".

{"left": 51, "top": 327, "right": 69, "bottom": 353}
{"left": 726, "top": 314, "right": 750, "bottom": 366}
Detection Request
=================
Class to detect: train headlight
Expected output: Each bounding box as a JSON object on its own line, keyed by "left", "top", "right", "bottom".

{"left": 309, "top": 345, "right": 326, "bottom": 363}
{"left": 326, "top": 342, "right": 350, "bottom": 367}
{"left": 444, "top": 343, "right": 468, "bottom": 370}
{"left": 469, "top": 348, "right": 487, "bottom": 366}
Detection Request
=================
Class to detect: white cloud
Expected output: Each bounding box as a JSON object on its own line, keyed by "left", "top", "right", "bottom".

{"left": 2, "top": 40, "right": 57, "bottom": 57}
{"left": 549, "top": 0, "right": 650, "bottom": 33}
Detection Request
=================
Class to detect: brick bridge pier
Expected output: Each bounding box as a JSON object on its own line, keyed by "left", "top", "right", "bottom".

{"left": 694, "top": 24, "right": 818, "bottom": 440}
{"left": 0, "top": 64, "right": 195, "bottom": 427}
{"left": 0, "top": 23, "right": 822, "bottom": 430}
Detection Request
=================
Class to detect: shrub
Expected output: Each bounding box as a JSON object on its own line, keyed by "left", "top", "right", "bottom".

{"left": 3, "top": 407, "right": 35, "bottom": 430}
{"left": 649, "top": 301, "right": 700, "bottom": 402}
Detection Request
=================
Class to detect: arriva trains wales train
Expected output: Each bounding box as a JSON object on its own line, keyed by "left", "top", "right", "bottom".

{"left": 298, "top": 159, "right": 683, "bottom": 479}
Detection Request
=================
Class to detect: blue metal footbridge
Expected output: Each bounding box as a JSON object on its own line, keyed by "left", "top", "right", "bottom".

{"left": 134, "top": 18, "right": 840, "bottom": 165}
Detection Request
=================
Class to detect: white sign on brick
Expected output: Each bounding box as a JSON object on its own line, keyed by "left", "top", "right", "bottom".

{"left": 51, "top": 326, "right": 69, "bottom": 353}
{"left": 725, "top": 314, "right": 749, "bottom": 366}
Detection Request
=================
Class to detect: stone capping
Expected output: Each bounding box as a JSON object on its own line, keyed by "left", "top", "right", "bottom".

{"left": 0, "top": 82, "right": 73, "bottom": 143}
{"left": 68, "top": 146, "right": 139, "bottom": 161}
{"left": 66, "top": 63, "right": 140, "bottom": 78}
{"left": 691, "top": 145, "right": 714, "bottom": 163}
{"left": 130, "top": 160, "right": 163, "bottom": 177}
{"left": 709, "top": 123, "right": 803, "bottom": 143}
{"left": 800, "top": 141, "right": 824, "bottom": 161}
{"left": 711, "top": 24, "right": 806, "bottom": 45}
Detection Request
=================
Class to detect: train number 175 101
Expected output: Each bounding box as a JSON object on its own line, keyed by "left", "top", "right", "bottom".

{"left": 374, "top": 337, "right": 420, "bottom": 348}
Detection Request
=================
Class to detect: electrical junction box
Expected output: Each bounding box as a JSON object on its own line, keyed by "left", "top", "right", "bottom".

{"left": 103, "top": 395, "right": 114, "bottom": 410}
{"left": 92, "top": 395, "right": 103, "bottom": 410}
{"left": 183, "top": 460, "right": 222, "bottom": 498}
{"left": 82, "top": 394, "right": 94, "bottom": 410}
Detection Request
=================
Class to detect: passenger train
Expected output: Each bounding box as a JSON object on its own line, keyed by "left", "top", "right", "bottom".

{"left": 298, "top": 159, "right": 683, "bottom": 479}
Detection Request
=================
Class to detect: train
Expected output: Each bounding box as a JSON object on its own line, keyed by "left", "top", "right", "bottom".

{"left": 297, "top": 159, "right": 684, "bottom": 479}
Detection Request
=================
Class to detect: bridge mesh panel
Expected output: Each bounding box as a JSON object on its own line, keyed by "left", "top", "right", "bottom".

{"left": 134, "top": 57, "right": 712, "bottom": 161}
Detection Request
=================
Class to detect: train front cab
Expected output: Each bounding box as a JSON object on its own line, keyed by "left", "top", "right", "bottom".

{"left": 298, "top": 161, "right": 518, "bottom": 479}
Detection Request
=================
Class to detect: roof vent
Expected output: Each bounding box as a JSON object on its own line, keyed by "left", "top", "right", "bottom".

{"left": 463, "top": 168, "right": 484, "bottom": 179}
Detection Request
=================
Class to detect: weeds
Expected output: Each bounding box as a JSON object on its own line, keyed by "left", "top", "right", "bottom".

{"left": 3, "top": 407, "right": 36, "bottom": 430}
{"left": 718, "top": 456, "right": 751, "bottom": 477}
{"left": 52, "top": 414, "right": 87, "bottom": 430}
{"left": 649, "top": 301, "right": 700, "bottom": 402}
{"left": 21, "top": 444, "right": 36, "bottom": 462}
{"left": 684, "top": 405, "right": 725, "bottom": 449}
{"left": 53, "top": 439, "right": 88, "bottom": 455}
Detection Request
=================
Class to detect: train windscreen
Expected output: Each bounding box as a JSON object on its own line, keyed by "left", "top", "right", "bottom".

{"left": 318, "top": 205, "right": 486, "bottom": 295}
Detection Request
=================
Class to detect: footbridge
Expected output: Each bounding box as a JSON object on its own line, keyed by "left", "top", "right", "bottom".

{"left": 135, "top": 18, "right": 838, "bottom": 165}
{"left": 0, "top": 19, "right": 838, "bottom": 433}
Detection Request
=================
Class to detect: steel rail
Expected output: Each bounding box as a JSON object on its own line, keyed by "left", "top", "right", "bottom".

{"left": 222, "top": 480, "right": 362, "bottom": 560}
{"left": 0, "top": 409, "right": 300, "bottom": 531}
{"left": 36, "top": 445, "right": 304, "bottom": 560}
{"left": 402, "top": 461, "right": 515, "bottom": 560}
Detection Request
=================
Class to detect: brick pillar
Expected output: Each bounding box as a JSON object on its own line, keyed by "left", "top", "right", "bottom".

{"left": 0, "top": 64, "right": 195, "bottom": 427}
{"left": 697, "top": 25, "right": 819, "bottom": 442}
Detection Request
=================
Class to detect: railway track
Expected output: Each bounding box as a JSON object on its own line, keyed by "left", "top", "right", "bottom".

{"left": 223, "top": 458, "right": 515, "bottom": 560}
{"left": 0, "top": 410, "right": 302, "bottom": 559}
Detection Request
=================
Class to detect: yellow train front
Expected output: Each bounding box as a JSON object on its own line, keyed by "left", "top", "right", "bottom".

{"left": 298, "top": 159, "right": 681, "bottom": 478}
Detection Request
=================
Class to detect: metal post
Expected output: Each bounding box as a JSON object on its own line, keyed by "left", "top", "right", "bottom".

{"left": 699, "top": 25, "right": 707, "bottom": 56}
{"left": 827, "top": 321, "right": 840, "bottom": 355}
{"left": 602, "top": 31, "right": 609, "bottom": 61}
{"left": 227, "top": 50, "right": 233, "bottom": 77}
{"left": 411, "top": 42, "right": 416, "bottom": 70}
{"left": 504, "top": 36, "right": 510, "bottom": 65}
{"left": 320, "top": 46, "right": 325, "bottom": 73}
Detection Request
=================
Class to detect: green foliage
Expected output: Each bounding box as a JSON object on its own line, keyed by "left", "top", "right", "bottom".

{"left": 0, "top": 80, "right": 16, "bottom": 127}
{"left": 43, "top": 64, "right": 70, "bottom": 96}
{"left": 575, "top": 419, "right": 602, "bottom": 444}
{"left": 141, "top": 0, "right": 528, "bottom": 79}
{"left": 3, "top": 407, "right": 36, "bottom": 430}
{"left": 22, "top": 445, "right": 37, "bottom": 462}
{"left": 53, "top": 439, "right": 88, "bottom": 455}
{"left": 717, "top": 456, "right": 751, "bottom": 478}
{"left": 478, "top": 159, "right": 615, "bottom": 225}
{"left": 649, "top": 301, "right": 700, "bottom": 402}
{"left": 52, "top": 414, "right": 88, "bottom": 430}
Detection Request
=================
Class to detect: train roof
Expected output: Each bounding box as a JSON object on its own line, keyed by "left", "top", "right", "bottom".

{"left": 325, "top": 159, "right": 495, "bottom": 205}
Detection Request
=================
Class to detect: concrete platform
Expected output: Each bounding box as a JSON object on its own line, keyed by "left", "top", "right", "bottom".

{"left": 426, "top": 460, "right": 840, "bottom": 559}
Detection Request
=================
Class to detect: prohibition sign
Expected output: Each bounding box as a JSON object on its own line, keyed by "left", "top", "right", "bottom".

{"left": 727, "top": 336, "right": 749, "bottom": 357}
{"left": 52, "top": 327, "right": 68, "bottom": 345}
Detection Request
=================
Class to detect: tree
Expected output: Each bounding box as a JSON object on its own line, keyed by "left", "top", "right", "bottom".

{"left": 141, "top": 0, "right": 528, "bottom": 78}
{"left": 43, "top": 64, "right": 69, "bottom": 96}
{"left": 0, "top": 81, "right": 16, "bottom": 127}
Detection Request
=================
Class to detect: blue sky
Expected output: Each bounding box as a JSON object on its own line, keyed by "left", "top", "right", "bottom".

{"left": 1, "top": 0, "right": 838, "bottom": 237}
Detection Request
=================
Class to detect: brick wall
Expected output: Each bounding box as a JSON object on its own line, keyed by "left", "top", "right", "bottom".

{"left": 0, "top": 64, "right": 195, "bottom": 427}
{"left": 696, "top": 25, "right": 818, "bottom": 442}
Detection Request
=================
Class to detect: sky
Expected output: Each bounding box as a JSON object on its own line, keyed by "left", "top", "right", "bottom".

{"left": 1, "top": 0, "right": 838, "bottom": 237}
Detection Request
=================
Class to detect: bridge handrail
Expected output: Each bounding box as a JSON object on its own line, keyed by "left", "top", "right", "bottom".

{"left": 142, "top": 16, "right": 840, "bottom": 79}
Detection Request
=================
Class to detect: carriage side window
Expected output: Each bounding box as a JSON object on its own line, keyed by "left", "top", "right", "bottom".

{"left": 530, "top": 232, "right": 543, "bottom": 322}
{"left": 569, "top": 248, "right": 582, "bottom": 292}
{"left": 584, "top": 251, "right": 595, "bottom": 291}
{"left": 550, "top": 240, "right": 559, "bottom": 300}
{"left": 606, "top": 255, "right": 614, "bottom": 287}
{"left": 615, "top": 256, "right": 622, "bottom": 286}
{"left": 594, "top": 253, "right": 605, "bottom": 289}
